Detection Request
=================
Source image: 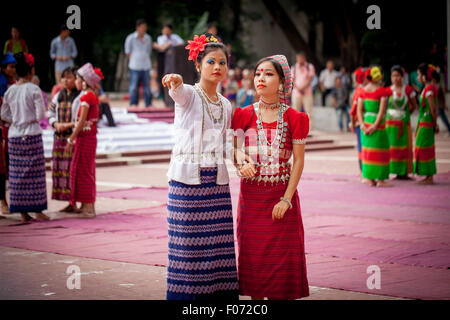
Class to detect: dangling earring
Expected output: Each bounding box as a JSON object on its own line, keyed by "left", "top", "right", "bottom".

{"left": 278, "top": 84, "right": 283, "bottom": 94}
{"left": 82, "top": 81, "right": 87, "bottom": 90}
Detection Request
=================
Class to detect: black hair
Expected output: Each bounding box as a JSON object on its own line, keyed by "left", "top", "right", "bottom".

{"left": 207, "top": 23, "right": 217, "bottom": 29}
{"left": 253, "top": 57, "right": 285, "bottom": 84}
{"left": 431, "top": 70, "right": 441, "bottom": 82}
{"left": 13, "top": 52, "right": 33, "bottom": 78}
{"left": 296, "top": 51, "right": 306, "bottom": 57}
{"left": 196, "top": 33, "right": 228, "bottom": 66}
{"left": 390, "top": 65, "right": 404, "bottom": 76}
{"left": 163, "top": 23, "right": 173, "bottom": 30}
{"left": 62, "top": 66, "right": 78, "bottom": 78}
{"left": 136, "top": 19, "right": 147, "bottom": 27}
{"left": 417, "top": 63, "right": 439, "bottom": 82}
{"left": 61, "top": 24, "right": 69, "bottom": 31}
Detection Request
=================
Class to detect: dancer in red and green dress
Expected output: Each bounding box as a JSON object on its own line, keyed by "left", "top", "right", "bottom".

{"left": 384, "top": 65, "right": 418, "bottom": 179}
{"left": 350, "top": 67, "right": 367, "bottom": 177}
{"left": 414, "top": 64, "right": 439, "bottom": 184}
{"left": 357, "top": 66, "right": 391, "bottom": 187}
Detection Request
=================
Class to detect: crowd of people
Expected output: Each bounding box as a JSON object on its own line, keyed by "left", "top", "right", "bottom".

{"left": 0, "top": 22, "right": 109, "bottom": 221}
{"left": 350, "top": 63, "right": 446, "bottom": 187}
{"left": 0, "top": 48, "right": 104, "bottom": 222}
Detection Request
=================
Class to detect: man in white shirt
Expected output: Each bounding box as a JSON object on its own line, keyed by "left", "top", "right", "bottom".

{"left": 124, "top": 19, "right": 153, "bottom": 108}
{"left": 319, "top": 60, "right": 339, "bottom": 107}
{"left": 153, "top": 24, "right": 184, "bottom": 95}
{"left": 291, "top": 52, "right": 315, "bottom": 129}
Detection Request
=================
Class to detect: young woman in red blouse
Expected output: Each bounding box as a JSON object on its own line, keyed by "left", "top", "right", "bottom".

{"left": 65, "top": 63, "right": 103, "bottom": 217}
{"left": 232, "top": 55, "right": 310, "bottom": 300}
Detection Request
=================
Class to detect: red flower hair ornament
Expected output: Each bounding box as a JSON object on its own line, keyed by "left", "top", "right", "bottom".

{"left": 185, "top": 34, "right": 208, "bottom": 62}
{"left": 94, "top": 67, "right": 104, "bottom": 80}
{"left": 354, "top": 67, "right": 365, "bottom": 85}
{"left": 24, "top": 53, "right": 34, "bottom": 67}
{"left": 427, "top": 64, "right": 437, "bottom": 80}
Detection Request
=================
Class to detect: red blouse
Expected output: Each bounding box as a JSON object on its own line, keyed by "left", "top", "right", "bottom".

{"left": 421, "top": 84, "right": 438, "bottom": 107}
{"left": 359, "top": 86, "right": 387, "bottom": 101}
{"left": 350, "top": 86, "right": 364, "bottom": 120}
{"left": 384, "top": 85, "right": 415, "bottom": 99}
{"left": 232, "top": 105, "right": 309, "bottom": 165}
{"left": 78, "top": 91, "right": 99, "bottom": 136}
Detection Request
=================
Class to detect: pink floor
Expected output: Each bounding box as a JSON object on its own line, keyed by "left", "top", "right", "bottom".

{"left": 1, "top": 172, "right": 449, "bottom": 299}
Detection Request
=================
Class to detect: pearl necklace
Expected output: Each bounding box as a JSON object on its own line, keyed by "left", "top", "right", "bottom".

{"left": 194, "top": 83, "right": 224, "bottom": 124}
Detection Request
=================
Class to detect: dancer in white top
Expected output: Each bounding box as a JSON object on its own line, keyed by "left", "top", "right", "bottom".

{"left": 161, "top": 33, "right": 242, "bottom": 300}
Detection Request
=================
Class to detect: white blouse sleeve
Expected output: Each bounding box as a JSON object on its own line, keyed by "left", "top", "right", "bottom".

{"left": 169, "top": 83, "right": 195, "bottom": 107}
{"left": 0, "top": 91, "right": 12, "bottom": 123}
{"left": 33, "top": 86, "right": 46, "bottom": 121}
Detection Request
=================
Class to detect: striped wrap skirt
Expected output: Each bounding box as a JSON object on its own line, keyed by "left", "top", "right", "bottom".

{"left": 8, "top": 134, "right": 47, "bottom": 213}
{"left": 166, "top": 167, "right": 239, "bottom": 300}
{"left": 70, "top": 134, "right": 97, "bottom": 203}
{"left": 51, "top": 134, "right": 73, "bottom": 201}
{"left": 237, "top": 180, "right": 310, "bottom": 300}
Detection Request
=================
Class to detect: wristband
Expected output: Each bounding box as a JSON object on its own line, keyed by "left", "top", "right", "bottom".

{"left": 280, "top": 197, "right": 293, "bottom": 209}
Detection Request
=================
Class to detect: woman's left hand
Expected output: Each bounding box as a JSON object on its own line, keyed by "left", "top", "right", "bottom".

{"left": 272, "top": 201, "right": 290, "bottom": 220}
{"left": 64, "top": 140, "right": 74, "bottom": 155}
{"left": 366, "top": 124, "right": 377, "bottom": 135}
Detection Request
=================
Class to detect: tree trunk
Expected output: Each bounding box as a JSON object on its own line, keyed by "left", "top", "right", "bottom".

{"left": 261, "top": 0, "right": 321, "bottom": 68}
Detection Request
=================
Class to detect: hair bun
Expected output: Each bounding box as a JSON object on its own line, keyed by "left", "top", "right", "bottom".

{"left": 370, "top": 66, "right": 382, "bottom": 82}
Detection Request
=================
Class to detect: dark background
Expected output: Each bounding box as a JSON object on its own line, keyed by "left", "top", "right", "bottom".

{"left": 1, "top": 0, "right": 447, "bottom": 91}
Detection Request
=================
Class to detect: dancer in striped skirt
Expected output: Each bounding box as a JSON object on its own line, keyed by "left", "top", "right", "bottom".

{"left": 162, "top": 33, "right": 238, "bottom": 300}
{"left": 384, "top": 65, "right": 418, "bottom": 179}
{"left": 357, "top": 66, "right": 391, "bottom": 187}
{"left": 414, "top": 64, "right": 439, "bottom": 184}
{"left": 48, "top": 67, "right": 80, "bottom": 212}
{"left": 0, "top": 52, "right": 49, "bottom": 222}
{"left": 65, "top": 63, "right": 102, "bottom": 216}
{"left": 232, "top": 55, "right": 310, "bottom": 300}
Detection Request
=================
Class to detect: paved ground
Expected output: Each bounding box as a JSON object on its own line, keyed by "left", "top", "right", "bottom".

{"left": 0, "top": 122, "right": 449, "bottom": 300}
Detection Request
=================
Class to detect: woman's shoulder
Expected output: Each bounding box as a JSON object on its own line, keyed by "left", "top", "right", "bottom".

{"left": 286, "top": 106, "right": 308, "bottom": 120}
{"left": 423, "top": 84, "right": 437, "bottom": 96}
{"left": 231, "top": 104, "right": 255, "bottom": 129}
{"left": 80, "top": 90, "right": 99, "bottom": 104}
{"left": 384, "top": 86, "right": 393, "bottom": 96}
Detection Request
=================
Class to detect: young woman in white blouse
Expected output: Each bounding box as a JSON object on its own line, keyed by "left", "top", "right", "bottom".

{"left": 161, "top": 33, "right": 240, "bottom": 300}
{"left": 1, "top": 53, "right": 49, "bottom": 222}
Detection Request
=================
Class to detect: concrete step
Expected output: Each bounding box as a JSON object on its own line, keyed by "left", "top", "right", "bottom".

{"left": 45, "top": 154, "right": 172, "bottom": 171}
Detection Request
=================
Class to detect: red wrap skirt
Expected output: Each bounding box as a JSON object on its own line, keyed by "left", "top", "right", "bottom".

{"left": 237, "top": 180, "right": 309, "bottom": 299}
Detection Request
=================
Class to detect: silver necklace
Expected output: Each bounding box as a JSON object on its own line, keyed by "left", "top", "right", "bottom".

{"left": 392, "top": 85, "right": 407, "bottom": 110}
{"left": 254, "top": 102, "right": 288, "bottom": 164}
{"left": 259, "top": 99, "right": 280, "bottom": 110}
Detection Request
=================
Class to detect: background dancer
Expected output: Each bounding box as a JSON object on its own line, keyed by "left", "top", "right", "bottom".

{"left": 357, "top": 66, "right": 391, "bottom": 187}
{"left": 1, "top": 53, "right": 49, "bottom": 222}
{"left": 385, "top": 65, "right": 418, "bottom": 180}
{"left": 414, "top": 64, "right": 439, "bottom": 184}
